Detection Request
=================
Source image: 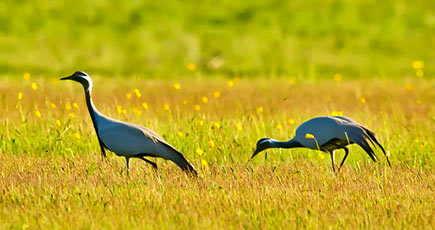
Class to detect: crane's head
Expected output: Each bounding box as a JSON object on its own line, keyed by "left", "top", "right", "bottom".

{"left": 61, "top": 71, "right": 92, "bottom": 89}
{"left": 251, "top": 138, "right": 273, "bottom": 159}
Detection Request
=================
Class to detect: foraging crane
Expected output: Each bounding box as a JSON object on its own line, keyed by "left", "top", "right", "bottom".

{"left": 61, "top": 71, "right": 197, "bottom": 175}
{"left": 251, "top": 116, "right": 391, "bottom": 172}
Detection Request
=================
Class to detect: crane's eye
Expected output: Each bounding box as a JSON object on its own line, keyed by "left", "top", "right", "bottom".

{"left": 74, "top": 73, "right": 78, "bottom": 77}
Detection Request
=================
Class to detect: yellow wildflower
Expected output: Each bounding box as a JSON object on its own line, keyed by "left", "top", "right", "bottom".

{"left": 163, "top": 104, "right": 170, "bottom": 111}
{"left": 55, "top": 120, "right": 61, "bottom": 126}
{"left": 305, "top": 133, "right": 315, "bottom": 139}
{"left": 182, "top": 100, "right": 188, "bottom": 105}
{"left": 187, "top": 63, "right": 196, "bottom": 71}
{"left": 177, "top": 131, "right": 183, "bottom": 137}
{"left": 132, "top": 107, "right": 142, "bottom": 116}
{"left": 173, "top": 83, "right": 181, "bottom": 90}
{"left": 331, "top": 111, "right": 343, "bottom": 116}
{"left": 134, "top": 88, "right": 142, "bottom": 98}
{"left": 201, "top": 159, "right": 208, "bottom": 166}
{"left": 287, "top": 118, "right": 295, "bottom": 125}
{"left": 50, "top": 103, "right": 57, "bottom": 109}
{"left": 201, "top": 96, "right": 209, "bottom": 104}
{"left": 360, "top": 97, "right": 366, "bottom": 104}
{"left": 72, "top": 102, "right": 79, "bottom": 109}
{"left": 213, "top": 91, "right": 220, "bottom": 99}
{"left": 213, "top": 122, "right": 220, "bottom": 129}
{"left": 412, "top": 60, "right": 424, "bottom": 69}
{"left": 197, "top": 119, "right": 204, "bottom": 126}
{"left": 318, "top": 152, "right": 325, "bottom": 160}
{"left": 34, "top": 110, "right": 41, "bottom": 118}
{"left": 50, "top": 78, "right": 58, "bottom": 85}
{"left": 196, "top": 148, "right": 203, "bottom": 156}
{"left": 208, "top": 140, "right": 215, "bottom": 148}
{"left": 65, "top": 103, "right": 72, "bottom": 110}
{"left": 416, "top": 99, "right": 421, "bottom": 104}
{"left": 257, "top": 106, "right": 263, "bottom": 114}
{"left": 227, "top": 80, "right": 234, "bottom": 87}
{"left": 122, "top": 109, "right": 127, "bottom": 115}
{"left": 289, "top": 77, "right": 297, "bottom": 86}
{"left": 405, "top": 83, "right": 414, "bottom": 91}
{"left": 236, "top": 124, "right": 243, "bottom": 131}
{"left": 275, "top": 124, "right": 283, "bottom": 131}
{"left": 69, "top": 112, "right": 75, "bottom": 119}
{"left": 18, "top": 92, "right": 23, "bottom": 100}
{"left": 421, "top": 141, "right": 427, "bottom": 148}
{"left": 23, "top": 72, "right": 31, "bottom": 80}
{"left": 194, "top": 104, "right": 200, "bottom": 111}
{"left": 334, "top": 74, "right": 342, "bottom": 82}
{"left": 416, "top": 69, "right": 424, "bottom": 78}
{"left": 126, "top": 93, "right": 132, "bottom": 100}
{"left": 142, "top": 102, "right": 149, "bottom": 110}
{"left": 74, "top": 133, "right": 80, "bottom": 139}
{"left": 31, "top": 82, "right": 38, "bottom": 90}
{"left": 117, "top": 105, "right": 122, "bottom": 114}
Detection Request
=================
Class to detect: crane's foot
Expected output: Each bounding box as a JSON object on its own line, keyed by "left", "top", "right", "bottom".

{"left": 336, "top": 147, "right": 349, "bottom": 174}
{"left": 101, "top": 156, "right": 109, "bottom": 164}
{"left": 329, "top": 150, "right": 337, "bottom": 175}
{"left": 329, "top": 166, "right": 337, "bottom": 175}
{"left": 120, "top": 166, "right": 130, "bottom": 177}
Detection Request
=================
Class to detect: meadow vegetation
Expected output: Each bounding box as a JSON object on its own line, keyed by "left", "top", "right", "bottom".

{"left": 0, "top": 76, "right": 433, "bottom": 229}
{"left": 0, "top": 0, "right": 433, "bottom": 78}
{"left": 0, "top": 0, "right": 434, "bottom": 229}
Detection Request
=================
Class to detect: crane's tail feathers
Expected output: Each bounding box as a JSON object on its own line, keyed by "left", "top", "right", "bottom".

{"left": 360, "top": 127, "right": 391, "bottom": 167}
{"left": 167, "top": 150, "right": 198, "bottom": 176}
{"left": 148, "top": 136, "right": 198, "bottom": 176}
{"left": 346, "top": 127, "right": 378, "bottom": 163}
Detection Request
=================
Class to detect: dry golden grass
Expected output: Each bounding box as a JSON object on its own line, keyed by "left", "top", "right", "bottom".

{"left": 0, "top": 76, "right": 434, "bottom": 229}
{"left": 0, "top": 154, "right": 433, "bottom": 229}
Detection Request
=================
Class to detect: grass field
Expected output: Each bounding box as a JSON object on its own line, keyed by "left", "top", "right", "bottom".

{"left": 1, "top": 0, "right": 434, "bottom": 229}
{"left": 0, "top": 76, "right": 433, "bottom": 229}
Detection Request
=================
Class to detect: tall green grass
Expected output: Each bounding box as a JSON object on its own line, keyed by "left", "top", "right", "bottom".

{"left": 0, "top": 0, "right": 433, "bottom": 78}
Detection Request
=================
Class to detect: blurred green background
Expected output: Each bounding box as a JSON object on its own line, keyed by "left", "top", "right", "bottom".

{"left": 0, "top": 0, "right": 433, "bottom": 79}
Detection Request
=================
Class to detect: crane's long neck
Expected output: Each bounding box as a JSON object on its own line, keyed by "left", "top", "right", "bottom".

{"left": 84, "top": 86, "right": 102, "bottom": 128}
{"left": 270, "top": 138, "right": 302, "bottom": 149}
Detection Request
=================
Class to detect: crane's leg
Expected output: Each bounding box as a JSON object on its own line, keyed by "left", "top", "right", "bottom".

{"left": 337, "top": 147, "right": 349, "bottom": 173}
{"left": 329, "top": 150, "right": 336, "bottom": 173}
{"left": 139, "top": 157, "right": 158, "bottom": 171}
{"left": 99, "top": 142, "right": 107, "bottom": 158}
{"left": 124, "top": 157, "right": 130, "bottom": 176}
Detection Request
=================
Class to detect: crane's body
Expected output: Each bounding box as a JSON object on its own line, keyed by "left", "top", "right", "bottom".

{"left": 61, "top": 71, "right": 197, "bottom": 175}
{"left": 295, "top": 116, "right": 352, "bottom": 150}
{"left": 252, "top": 116, "right": 391, "bottom": 172}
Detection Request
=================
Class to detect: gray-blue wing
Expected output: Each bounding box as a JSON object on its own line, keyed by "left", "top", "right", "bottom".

{"left": 98, "top": 120, "right": 197, "bottom": 174}
{"left": 335, "top": 116, "right": 390, "bottom": 166}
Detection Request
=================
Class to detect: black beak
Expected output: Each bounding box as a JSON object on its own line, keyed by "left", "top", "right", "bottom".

{"left": 60, "top": 75, "right": 73, "bottom": 80}
{"left": 251, "top": 149, "right": 260, "bottom": 159}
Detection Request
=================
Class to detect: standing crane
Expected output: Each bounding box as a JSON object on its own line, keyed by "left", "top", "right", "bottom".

{"left": 61, "top": 71, "right": 197, "bottom": 176}
{"left": 251, "top": 116, "right": 391, "bottom": 172}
